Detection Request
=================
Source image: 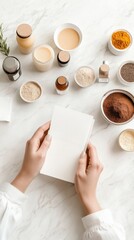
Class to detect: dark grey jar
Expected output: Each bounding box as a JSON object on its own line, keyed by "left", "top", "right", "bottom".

{"left": 2, "top": 56, "right": 22, "bottom": 81}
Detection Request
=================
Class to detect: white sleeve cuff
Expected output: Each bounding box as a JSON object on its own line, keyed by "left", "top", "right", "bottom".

{"left": 82, "top": 209, "right": 113, "bottom": 229}
{"left": 0, "top": 182, "right": 26, "bottom": 205}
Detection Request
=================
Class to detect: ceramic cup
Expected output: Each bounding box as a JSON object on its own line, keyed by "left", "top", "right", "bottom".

{"left": 74, "top": 66, "right": 96, "bottom": 88}
{"left": 20, "top": 81, "right": 42, "bottom": 103}
{"left": 108, "top": 29, "right": 132, "bottom": 55}
{"left": 101, "top": 89, "right": 134, "bottom": 125}
{"left": 117, "top": 60, "right": 134, "bottom": 87}
{"left": 54, "top": 23, "right": 82, "bottom": 51}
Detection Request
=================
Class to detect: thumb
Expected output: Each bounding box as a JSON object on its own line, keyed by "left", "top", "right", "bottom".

{"left": 77, "top": 152, "right": 87, "bottom": 175}
{"left": 39, "top": 134, "right": 51, "bottom": 156}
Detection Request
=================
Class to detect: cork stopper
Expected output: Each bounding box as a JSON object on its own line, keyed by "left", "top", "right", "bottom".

{"left": 57, "top": 76, "right": 66, "bottom": 85}
{"left": 100, "top": 64, "right": 109, "bottom": 74}
{"left": 16, "top": 24, "right": 32, "bottom": 38}
{"left": 58, "top": 51, "right": 70, "bottom": 63}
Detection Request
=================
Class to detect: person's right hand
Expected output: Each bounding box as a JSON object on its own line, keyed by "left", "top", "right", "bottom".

{"left": 11, "top": 122, "right": 51, "bottom": 192}
{"left": 75, "top": 144, "right": 103, "bottom": 215}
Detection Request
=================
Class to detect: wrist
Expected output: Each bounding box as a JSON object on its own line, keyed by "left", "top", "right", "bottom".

{"left": 11, "top": 171, "right": 33, "bottom": 193}
{"left": 81, "top": 195, "right": 102, "bottom": 215}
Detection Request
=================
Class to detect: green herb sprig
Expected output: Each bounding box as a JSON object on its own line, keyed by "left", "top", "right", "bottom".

{"left": 0, "top": 24, "right": 10, "bottom": 56}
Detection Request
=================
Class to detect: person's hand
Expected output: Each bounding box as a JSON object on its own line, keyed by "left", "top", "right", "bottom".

{"left": 75, "top": 143, "right": 103, "bottom": 215}
{"left": 11, "top": 122, "right": 51, "bottom": 192}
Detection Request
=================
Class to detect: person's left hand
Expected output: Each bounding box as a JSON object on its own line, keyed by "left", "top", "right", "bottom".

{"left": 11, "top": 122, "right": 51, "bottom": 192}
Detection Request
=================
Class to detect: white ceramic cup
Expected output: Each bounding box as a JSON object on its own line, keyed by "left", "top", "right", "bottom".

{"left": 32, "top": 44, "right": 55, "bottom": 72}
{"left": 117, "top": 60, "right": 134, "bottom": 86}
{"left": 74, "top": 66, "right": 96, "bottom": 88}
{"left": 119, "top": 129, "right": 134, "bottom": 152}
{"left": 101, "top": 89, "right": 134, "bottom": 125}
{"left": 54, "top": 23, "right": 82, "bottom": 51}
{"left": 20, "top": 81, "right": 42, "bottom": 103}
{"left": 108, "top": 29, "right": 132, "bottom": 55}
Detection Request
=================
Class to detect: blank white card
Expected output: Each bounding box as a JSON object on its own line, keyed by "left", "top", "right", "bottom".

{"left": 40, "top": 106, "right": 94, "bottom": 183}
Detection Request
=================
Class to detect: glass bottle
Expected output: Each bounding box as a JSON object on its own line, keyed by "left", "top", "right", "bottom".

{"left": 16, "top": 24, "right": 34, "bottom": 54}
{"left": 55, "top": 76, "right": 69, "bottom": 95}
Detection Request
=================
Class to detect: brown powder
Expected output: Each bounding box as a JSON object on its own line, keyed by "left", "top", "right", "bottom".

{"left": 103, "top": 93, "right": 134, "bottom": 123}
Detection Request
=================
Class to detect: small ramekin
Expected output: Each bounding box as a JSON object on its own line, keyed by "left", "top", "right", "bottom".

{"left": 108, "top": 29, "right": 132, "bottom": 55}
{"left": 32, "top": 45, "right": 55, "bottom": 72}
{"left": 117, "top": 60, "right": 134, "bottom": 86}
{"left": 20, "top": 81, "right": 42, "bottom": 103}
{"left": 119, "top": 129, "right": 134, "bottom": 151}
{"left": 74, "top": 66, "right": 96, "bottom": 88}
{"left": 54, "top": 23, "right": 82, "bottom": 51}
{"left": 101, "top": 89, "right": 134, "bottom": 125}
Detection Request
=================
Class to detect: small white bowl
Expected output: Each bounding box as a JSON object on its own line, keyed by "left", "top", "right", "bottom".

{"left": 101, "top": 89, "right": 134, "bottom": 125}
{"left": 54, "top": 23, "right": 82, "bottom": 51}
{"left": 119, "top": 129, "right": 134, "bottom": 152}
{"left": 20, "top": 81, "right": 42, "bottom": 103}
{"left": 108, "top": 29, "right": 132, "bottom": 55}
{"left": 74, "top": 66, "right": 96, "bottom": 88}
{"left": 117, "top": 61, "right": 134, "bottom": 86}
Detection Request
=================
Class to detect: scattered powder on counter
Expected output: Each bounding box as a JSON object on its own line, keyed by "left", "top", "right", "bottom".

{"left": 119, "top": 130, "right": 134, "bottom": 151}
{"left": 21, "top": 82, "right": 41, "bottom": 101}
{"left": 121, "top": 63, "right": 134, "bottom": 82}
{"left": 75, "top": 67, "right": 95, "bottom": 87}
{"left": 103, "top": 93, "right": 134, "bottom": 123}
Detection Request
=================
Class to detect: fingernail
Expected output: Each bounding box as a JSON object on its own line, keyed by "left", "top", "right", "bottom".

{"left": 81, "top": 151, "right": 86, "bottom": 158}
{"left": 46, "top": 134, "right": 52, "bottom": 141}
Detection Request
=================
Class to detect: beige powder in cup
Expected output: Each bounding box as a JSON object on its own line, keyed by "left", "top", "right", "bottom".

{"left": 75, "top": 67, "right": 95, "bottom": 87}
{"left": 58, "top": 28, "right": 80, "bottom": 50}
{"left": 21, "top": 82, "right": 41, "bottom": 102}
{"left": 119, "top": 130, "right": 134, "bottom": 151}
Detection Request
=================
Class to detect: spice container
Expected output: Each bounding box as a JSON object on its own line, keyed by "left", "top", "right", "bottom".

{"left": 108, "top": 29, "right": 132, "bottom": 55}
{"left": 54, "top": 23, "right": 82, "bottom": 51}
{"left": 101, "top": 89, "right": 134, "bottom": 125}
{"left": 2, "top": 56, "right": 21, "bottom": 81}
{"left": 32, "top": 45, "right": 55, "bottom": 72}
{"left": 117, "top": 61, "right": 134, "bottom": 86}
{"left": 119, "top": 129, "right": 134, "bottom": 152}
{"left": 20, "top": 81, "right": 42, "bottom": 103}
{"left": 57, "top": 51, "right": 70, "bottom": 67}
{"left": 74, "top": 66, "right": 96, "bottom": 88}
{"left": 55, "top": 76, "right": 69, "bottom": 95}
{"left": 16, "top": 24, "right": 34, "bottom": 54}
{"left": 98, "top": 61, "right": 110, "bottom": 83}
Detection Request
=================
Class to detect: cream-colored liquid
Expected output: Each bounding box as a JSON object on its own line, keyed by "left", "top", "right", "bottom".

{"left": 58, "top": 28, "right": 80, "bottom": 50}
{"left": 35, "top": 47, "right": 51, "bottom": 62}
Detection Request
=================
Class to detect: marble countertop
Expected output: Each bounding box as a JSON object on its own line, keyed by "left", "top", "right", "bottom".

{"left": 0, "top": 0, "right": 134, "bottom": 239}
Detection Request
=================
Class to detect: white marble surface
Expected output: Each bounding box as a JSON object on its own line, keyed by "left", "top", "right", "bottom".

{"left": 0, "top": 0, "right": 134, "bottom": 239}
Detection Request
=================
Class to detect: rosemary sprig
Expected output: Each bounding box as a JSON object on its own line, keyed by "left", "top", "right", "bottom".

{"left": 0, "top": 24, "right": 10, "bottom": 56}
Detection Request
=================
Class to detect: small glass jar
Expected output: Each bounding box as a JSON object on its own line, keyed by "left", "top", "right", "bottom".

{"left": 32, "top": 45, "right": 55, "bottom": 72}
{"left": 57, "top": 51, "right": 70, "bottom": 67}
{"left": 2, "top": 56, "right": 22, "bottom": 81}
{"left": 98, "top": 61, "right": 110, "bottom": 83}
{"left": 16, "top": 24, "right": 34, "bottom": 54}
{"left": 55, "top": 76, "right": 69, "bottom": 95}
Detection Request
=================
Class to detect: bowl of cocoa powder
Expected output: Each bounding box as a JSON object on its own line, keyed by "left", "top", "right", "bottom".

{"left": 101, "top": 89, "right": 134, "bottom": 125}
